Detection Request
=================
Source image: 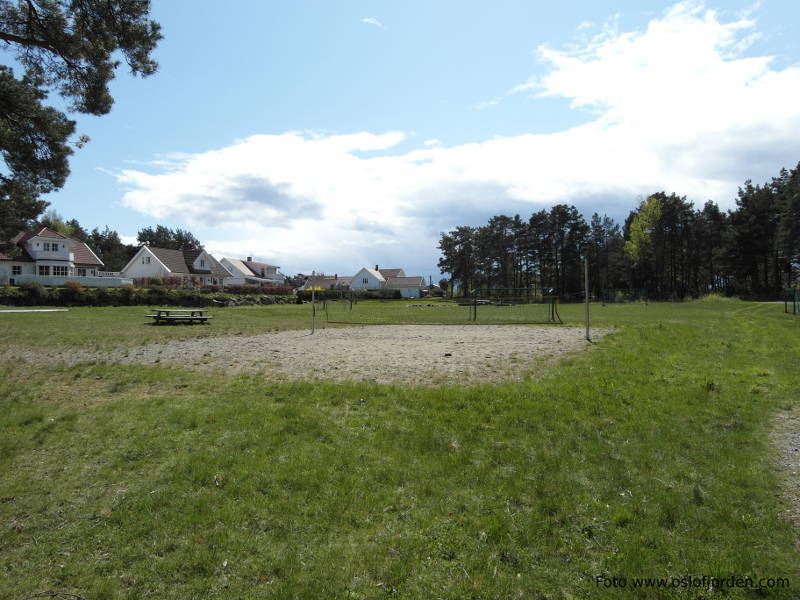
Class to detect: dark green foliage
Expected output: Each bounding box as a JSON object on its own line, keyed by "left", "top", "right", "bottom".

{"left": 137, "top": 225, "right": 201, "bottom": 250}
{"left": 0, "top": 285, "right": 291, "bottom": 307}
{"left": 296, "top": 288, "right": 401, "bottom": 302}
{"left": 438, "top": 205, "right": 592, "bottom": 298}
{"left": 0, "top": 66, "right": 72, "bottom": 246}
{"left": 0, "top": 0, "right": 161, "bottom": 115}
{"left": 88, "top": 225, "right": 136, "bottom": 271}
{"left": 439, "top": 161, "right": 800, "bottom": 300}
{"left": 0, "top": 0, "right": 161, "bottom": 243}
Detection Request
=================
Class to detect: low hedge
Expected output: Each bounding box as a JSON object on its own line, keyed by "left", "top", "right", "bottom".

{"left": 0, "top": 284, "right": 294, "bottom": 307}
{"left": 131, "top": 278, "right": 293, "bottom": 295}
{"left": 296, "top": 289, "right": 402, "bottom": 302}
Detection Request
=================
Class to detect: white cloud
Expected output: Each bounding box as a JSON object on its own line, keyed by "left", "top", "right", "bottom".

{"left": 475, "top": 97, "right": 502, "bottom": 110}
{"left": 115, "top": 2, "right": 800, "bottom": 276}
{"left": 362, "top": 17, "right": 384, "bottom": 28}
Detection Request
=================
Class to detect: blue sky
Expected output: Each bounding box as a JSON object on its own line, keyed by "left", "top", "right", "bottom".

{"left": 19, "top": 0, "right": 800, "bottom": 279}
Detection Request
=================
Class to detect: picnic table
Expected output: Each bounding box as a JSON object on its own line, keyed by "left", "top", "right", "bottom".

{"left": 146, "top": 308, "right": 212, "bottom": 325}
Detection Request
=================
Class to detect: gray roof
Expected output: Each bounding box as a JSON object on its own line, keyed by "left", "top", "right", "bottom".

{"left": 386, "top": 276, "right": 425, "bottom": 287}
{"left": 148, "top": 247, "right": 228, "bottom": 277}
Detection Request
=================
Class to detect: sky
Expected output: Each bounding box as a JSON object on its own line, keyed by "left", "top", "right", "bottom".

{"left": 13, "top": 0, "right": 800, "bottom": 280}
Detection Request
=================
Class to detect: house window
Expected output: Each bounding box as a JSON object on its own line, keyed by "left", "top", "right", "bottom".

{"left": 362, "top": 277, "right": 368, "bottom": 284}
{"left": 53, "top": 266, "right": 68, "bottom": 277}
{"left": 12, "top": 265, "right": 21, "bottom": 275}
{"left": 142, "top": 256, "right": 150, "bottom": 264}
{"left": 38, "top": 265, "right": 50, "bottom": 276}
{"left": 76, "top": 268, "right": 86, "bottom": 276}
{"left": 200, "top": 259, "right": 205, "bottom": 267}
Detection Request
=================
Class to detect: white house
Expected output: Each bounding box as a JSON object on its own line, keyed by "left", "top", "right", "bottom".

{"left": 385, "top": 276, "right": 427, "bottom": 298}
{"left": 0, "top": 227, "right": 131, "bottom": 287}
{"left": 350, "top": 265, "right": 425, "bottom": 298}
{"left": 220, "top": 257, "right": 285, "bottom": 286}
{"left": 122, "top": 245, "right": 229, "bottom": 285}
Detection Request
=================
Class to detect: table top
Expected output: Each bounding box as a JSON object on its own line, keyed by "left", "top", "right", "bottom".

{"left": 155, "top": 308, "right": 207, "bottom": 314}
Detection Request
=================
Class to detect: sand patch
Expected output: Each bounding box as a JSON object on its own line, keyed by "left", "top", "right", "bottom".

{"left": 4, "top": 325, "right": 612, "bottom": 386}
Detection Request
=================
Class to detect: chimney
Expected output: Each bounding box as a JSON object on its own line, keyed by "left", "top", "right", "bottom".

{"left": 375, "top": 264, "right": 379, "bottom": 271}
{"left": 334, "top": 273, "right": 338, "bottom": 280}
{"left": 246, "top": 256, "right": 252, "bottom": 262}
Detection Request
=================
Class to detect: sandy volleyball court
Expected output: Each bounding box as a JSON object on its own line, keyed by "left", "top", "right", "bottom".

{"left": 8, "top": 325, "right": 612, "bottom": 386}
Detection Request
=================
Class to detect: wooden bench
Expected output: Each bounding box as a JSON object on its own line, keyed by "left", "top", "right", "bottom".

{"left": 146, "top": 308, "right": 212, "bottom": 325}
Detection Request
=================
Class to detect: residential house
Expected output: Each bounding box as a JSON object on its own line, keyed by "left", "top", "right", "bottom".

{"left": 122, "top": 245, "right": 229, "bottom": 285}
{"left": 220, "top": 257, "right": 285, "bottom": 286}
{"left": 385, "top": 276, "right": 427, "bottom": 298}
{"left": 0, "top": 227, "right": 132, "bottom": 287}
{"left": 350, "top": 265, "right": 425, "bottom": 298}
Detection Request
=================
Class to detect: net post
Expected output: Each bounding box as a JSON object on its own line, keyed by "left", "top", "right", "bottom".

{"left": 311, "top": 270, "right": 316, "bottom": 334}
{"left": 584, "top": 256, "right": 591, "bottom": 342}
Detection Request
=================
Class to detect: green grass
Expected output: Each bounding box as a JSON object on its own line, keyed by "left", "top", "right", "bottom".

{"left": 0, "top": 300, "right": 798, "bottom": 598}
{"left": 0, "top": 304, "right": 313, "bottom": 351}
{"left": 324, "top": 298, "right": 560, "bottom": 325}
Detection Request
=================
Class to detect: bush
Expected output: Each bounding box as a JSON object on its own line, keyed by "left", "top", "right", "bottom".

{"left": 58, "top": 281, "right": 88, "bottom": 305}
{"left": 18, "top": 282, "right": 50, "bottom": 305}
{"left": 0, "top": 285, "right": 295, "bottom": 308}
{"left": 295, "top": 289, "right": 402, "bottom": 302}
{"left": 0, "top": 286, "right": 25, "bottom": 305}
{"left": 353, "top": 289, "right": 401, "bottom": 300}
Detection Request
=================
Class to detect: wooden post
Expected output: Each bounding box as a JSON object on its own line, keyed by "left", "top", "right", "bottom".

{"left": 584, "top": 256, "right": 590, "bottom": 342}
{"left": 311, "top": 270, "right": 316, "bottom": 334}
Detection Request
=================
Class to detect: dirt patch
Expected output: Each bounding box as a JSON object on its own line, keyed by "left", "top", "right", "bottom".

{"left": 773, "top": 410, "right": 800, "bottom": 533}
{"left": 4, "top": 325, "right": 612, "bottom": 386}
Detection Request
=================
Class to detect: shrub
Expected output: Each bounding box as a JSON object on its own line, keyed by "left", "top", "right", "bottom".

{"left": 262, "top": 285, "right": 293, "bottom": 295}
{"left": 0, "top": 286, "right": 25, "bottom": 305}
{"left": 353, "top": 289, "right": 401, "bottom": 300}
{"left": 58, "top": 281, "right": 88, "bottom": 305}
{"left": 0, "top": 285, "right": 293, "bottom": 308}
{"left": 18, "top": 282, "right": 49, "bottom": 305}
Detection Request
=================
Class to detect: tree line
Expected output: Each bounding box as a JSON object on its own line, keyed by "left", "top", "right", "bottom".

{"left": 37, "top": 212, "right": 201, "bottom": 272}
{"left": 438, "top": 162, "right": 800, "bottom": 300}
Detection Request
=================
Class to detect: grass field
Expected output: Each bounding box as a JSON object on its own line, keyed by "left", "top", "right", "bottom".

{"left": 0, "top": 299, "right": 799, "bottom": 598}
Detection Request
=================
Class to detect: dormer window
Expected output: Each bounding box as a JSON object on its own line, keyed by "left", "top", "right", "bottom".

{"left": 200, "top": 259, "right": 205, "bottom": 267}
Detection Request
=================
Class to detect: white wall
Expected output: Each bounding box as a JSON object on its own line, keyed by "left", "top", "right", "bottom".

{"left": 122, "top": 248, "right": 171, "bottom": 279}
{"left": 350, "top": 268, "right": 384, "bottom": 290}
{"left": 0, "top": 262, "right": 35, "bottom": 283}
{"left": 25, "top": 236, "right": 72, "bottom": 262}
{"left": 398, "top": 287, "right": 422, "bottom": 299}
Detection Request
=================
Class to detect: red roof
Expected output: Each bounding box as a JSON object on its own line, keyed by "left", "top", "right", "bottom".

{"left": 0, "top": 227, "right": 103, "bottom": 266}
